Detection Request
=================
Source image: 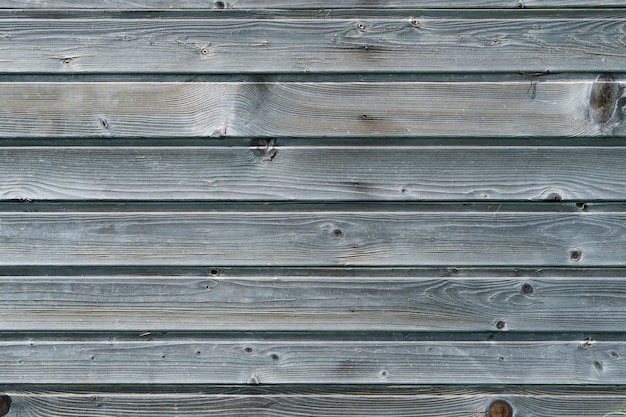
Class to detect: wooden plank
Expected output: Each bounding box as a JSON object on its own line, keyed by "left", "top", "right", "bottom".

{"left": 2, "top": 275, "right": 626, "bottom": 332}
{"left": 1, "top": 0, "right": 626, "bottom": 8}
{"left": 2, "top": 145, "right": 626, "bottom": 201}
{"left": 0, "top": 77, "right": 624, "bottom": 138}
{"left": 5, "top": 385, "right": 626, "bottom": 417}
{"left": 0, "top": 336, "right": 624, "bottom": 384}
{"left": 1, "top": 14, "right": 626, "bottom": 74}
{"left": 0, "top": 206, "right": 624, "bottom": 266}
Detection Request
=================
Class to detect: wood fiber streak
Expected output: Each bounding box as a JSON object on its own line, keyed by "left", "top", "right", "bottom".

{"left": 2, "top": 146, "right": 626, "bottom": 201}
{"left": 0, "top": 210, "right": 624, "bottom": 266}
{"left": 1, "top": 276, "right": 626, "bottom": 332}
{"left": 0, "top": 79, "right": 623, "bottom": 138}
{"left": 7, "top": 387, "right": 626, "bottom": 417}
{"left": 1, "top": 0, "right": 626, "bottom": 8}
{"left": 1, "top": 16, "right": 626, "bottom": 73}
{"left": 0, "top": 338, "right": 624, "bottom": 384}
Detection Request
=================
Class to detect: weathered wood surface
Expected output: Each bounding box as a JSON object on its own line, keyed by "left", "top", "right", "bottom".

{"left": 1, "top": 77, "right": 624, "bottom": 138}
{"left": 1, "top": 145, "right": 625, "bottom": 201}
{"left": 0, "top": 336, "right": 622, "bottom": 384}
{"left": 1, "top": 1, "right": 625, "bottom": 413}
{"left": 4, "top": 385, "right": 626, "bottom": 417}
{"left": 0, "top": 206, "right": 623, "bottom": 266}
{"left": 1, "top": 14, "right": 626, "bottom": 73}
{"left": 2, "top": 0, "right": 626, "bottom": 8}
{"left": 1, "top": 274, "right": 626, "bottom": 332}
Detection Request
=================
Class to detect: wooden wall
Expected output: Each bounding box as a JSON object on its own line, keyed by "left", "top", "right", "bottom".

{"left": 0, "top": 1, "right": 625, "bottom": 416}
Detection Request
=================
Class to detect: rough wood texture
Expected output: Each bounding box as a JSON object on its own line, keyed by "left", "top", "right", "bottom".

{"left": 1, "top": 1, "right": 626, "bottom": 413}
{"left": 2, "top": 0, "right": 626, "bottom": 8}
{"left": 4, "top": 385, "right": 626, "bottom": 417}
{"left": 0, "top": 206, "right": 623, "bottom": 266}
{"left": 1, "top": 274, "right": 626, "bottom": 332}
{"left": 1, "top": 14, "right": 626, "bottom": 73}
{"left": 1, "top": 145, "right": 625, "bottom": 201}
{"left": 0, "top": 336, "right": 623, "bottom": 384}
{"left": 1, "top": 77, "right": 624, "bottom": 138}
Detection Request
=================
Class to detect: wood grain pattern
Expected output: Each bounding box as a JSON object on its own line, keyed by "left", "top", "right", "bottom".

{"left": 0, "top": 208, "right": 624, "bottom": 266}
{"left": 2, "top": 275, "right": 626, "bottom": 332}
{"left": 1, "top": 15, "right": 626, "bottom": 73}
{"left": 0, "top": 77, "right": 624, "bottom": 138}
{"left": 0, "top": 336, "right": 623, "bottom": 384}
{"left": 1, "top": 145, "right": 625, "bottom": 201}
{"left": 6, "top": 385, "right": 626, "bottom": 417}
{"left": 1, "top": 0, "right": 626, "bottom": 8}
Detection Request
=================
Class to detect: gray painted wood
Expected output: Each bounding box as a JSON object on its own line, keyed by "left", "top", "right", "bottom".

{"left": 0, "top": 207, "right": 624, "bottom": 266}
{"left": 1, "top": 145, "right": 625, "bottom": 201}
{"left": 2, "top": 0, "right": 626, "bottom": 8}
{"left": 0, "top": 336, "right": 623, "bottom": 384}
{"left": 1, "top": 77, "right": 624, "bottom": 138}
{"left": 1, "top": 14, "right": 626, "bottom": 73}
{"left": 1, "top": 275, "right": 626, "bottom": 332}
{"left": 5, "top": 385, "right": 626, "bottom": 417}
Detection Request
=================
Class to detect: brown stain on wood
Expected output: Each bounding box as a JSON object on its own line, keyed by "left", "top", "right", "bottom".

{"left": 589, "top": 74, "right": 619, "bottom": 126}
{"left": 489, "top": 400, "right": 511, "bottom": 417}
{"left": 0, "top": 395, "right": 11, "bottom": 417}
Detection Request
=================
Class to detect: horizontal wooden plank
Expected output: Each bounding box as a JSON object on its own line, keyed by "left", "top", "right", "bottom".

{"left": 1, "top": 14, "right": 626, "bottom": 73}
{"left": 2, "top": 275, "right": 626, "bottom": 332}
{"left": 1, "top": 77, "right": 624, "bottom": 138}
{"left": 5, "top": 385, "right": 626, "bottom": 417}
{"left": 2, "top": 145, "right": 626, "bottom": 201}
{"left": 0, "top": 336, "right": 624, "bottom": 384}
{"left": 0, "top": 207, "right": 624, "bottom": 266}
{"left": 2, "top": 0, "right": 626, "bottom": 8}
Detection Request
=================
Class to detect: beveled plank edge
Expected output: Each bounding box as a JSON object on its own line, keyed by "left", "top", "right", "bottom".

{"left": 1, "top": 145, "right": 626, "bottom": 202}
{"left": 3, "top": 385, "right": 626, "bottom": 417}
{"left": 2, "top": 274, "right": 626, "bottom": 332}
{"left": 0, "top": 336, "right": 625, "bottom": 384}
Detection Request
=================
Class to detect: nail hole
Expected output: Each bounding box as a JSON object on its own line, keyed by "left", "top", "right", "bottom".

{"left": 570, "top": 249, "right": 582, "bottom": 262}
{"left": 214, "top": 0, "right": 225, "bottom": 8}
{"left": 210, "top": 269, "right": 220, "bottom": 276}
{"left": 521, "top": 283, "right": 534, "bottom": 295}
{"left": 410, "top": 18, "right": 419, "bottom": 27}
{"left": 495, "top": 320, "right": 506, "bottom": 330}
{"left": 349, "top": 307, "right": 355, "bottom": 313}
{"left": 62, "top": 58, "right": 72, "bottom": 65}
{"left": 357, "top": 23, "right": 366, "bottom": 30}
{"left": 0, "top": 395, "right": 11, "bottom": 417}
{"left": 270, "top": 353, "right": 280, "bottom": 361}
{"left": 380, "top": 370, "right": 388, "bottom": 377}
{"left": 200, "top": 47, "right": 209, "bottom": 55}
{"left": 333, "top": 229, "right": 344, "bottom": 239}
{"left": 360, "top": 114, "right": 368, "bottom": 120}
{"left": 489, "top": 400, "right": 511, "bottom": 417}
{"left": 244, "top": 347, "right": 253, "bottom": 353}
